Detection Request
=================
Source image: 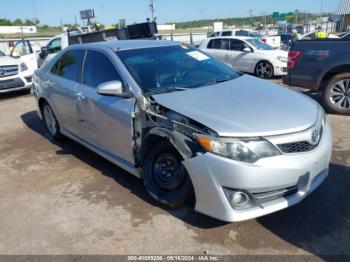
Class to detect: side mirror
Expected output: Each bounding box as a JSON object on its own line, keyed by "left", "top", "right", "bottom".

{"left": 97, "top": 80, "right": 129, "bottom": 97}
{"left": 242, "top": 47, "right": 252, "bottom": 53}
{"left": 39, "top": 47, "right": 48, "bottom": 59}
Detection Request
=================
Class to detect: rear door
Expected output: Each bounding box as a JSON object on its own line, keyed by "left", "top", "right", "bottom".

{"left": 48, "top": 49, "right": 85, "bottom": 135}
{"left": 204, "top": 38, "right": 229, "bottom": 62}
{"left": 76, "top": 50, "right": 136, "bottom": 165}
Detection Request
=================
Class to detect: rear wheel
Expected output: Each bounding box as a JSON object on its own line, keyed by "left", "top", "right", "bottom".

{"left": 41, "top": 102, "right": 63, "bottom": 140}
{"left": 143, "top": 140, "right": 194, "bottom": 208}
{"left": 323, "top": 73, "right": 350, "bottom": 115}
{"left": 255, "top": 61, "right": 274, "bottom": 79}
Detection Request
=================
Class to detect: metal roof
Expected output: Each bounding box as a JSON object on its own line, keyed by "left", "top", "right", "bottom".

{"left": 337, "top": 0, "right": 350, "bottom": 15}
{"left": 83, "top": 40, "right": 179, "bottom": 51}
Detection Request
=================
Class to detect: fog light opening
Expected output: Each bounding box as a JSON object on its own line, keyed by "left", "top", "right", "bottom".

{"left": 230, "top": 191, "right": 250, "bottom": 207}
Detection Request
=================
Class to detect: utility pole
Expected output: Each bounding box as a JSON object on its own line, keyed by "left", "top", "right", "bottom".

{"left": 320, "top": 0, "right": 323, "bottom": 14}
{"left": 199, "top": 8, "right": 206, "bottom": 28}
{"left": 149, "top": 0, "right": 155, "bottom": 22}
{"left": 249, "top": 10, "right": 253, "bottom": 27}
{"left": 295, "top": 9, "right": 299, "bottom": 24}
{"left": 31, "top": 0, "right": 39, "bottom": 25}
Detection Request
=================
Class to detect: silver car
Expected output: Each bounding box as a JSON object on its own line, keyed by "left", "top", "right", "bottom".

{"left": 32, "top": 40, "right": 333, "bottom": 222}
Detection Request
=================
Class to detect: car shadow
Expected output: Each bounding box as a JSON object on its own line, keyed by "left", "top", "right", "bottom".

{"left": 0, "top": 89, "right": 31, "bottom": 100}
{"left": 20, "top": 110, "right": 226, "bottom": 229}
{"left": 257, "top": 161, "right": 350, "bottom": 257}
{"left": 20, "top": 110, "right": 350, "bottom": 257}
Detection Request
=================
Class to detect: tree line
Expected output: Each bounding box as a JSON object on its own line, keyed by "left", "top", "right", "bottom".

{"left": 173, "top": 12, "right": 335, "bottom": 29}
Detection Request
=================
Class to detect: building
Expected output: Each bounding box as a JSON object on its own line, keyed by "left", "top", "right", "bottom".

{"left": 337, "top": 0, "right": 350, "bottom": 31}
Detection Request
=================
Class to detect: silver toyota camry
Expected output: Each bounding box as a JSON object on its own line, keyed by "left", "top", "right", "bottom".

{"left": 32, "top": 40, "right": 333, "bottom": 222}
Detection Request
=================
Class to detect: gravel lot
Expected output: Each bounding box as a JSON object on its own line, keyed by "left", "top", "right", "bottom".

{"left": 0, "top": 81, "right": 349, "bottom": 258}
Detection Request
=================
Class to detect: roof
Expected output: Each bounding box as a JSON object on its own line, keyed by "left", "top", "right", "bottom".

{"left": 337, "top": 0, "right": 350, "bottom": 15}
{"left": 208, "top": 36, "right": 254, "bottom": 40}
{"left": 81, "top": 40, "right": 179, "bottom": 51}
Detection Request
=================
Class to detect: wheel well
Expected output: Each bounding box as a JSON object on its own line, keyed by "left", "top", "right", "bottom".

{"left": 139, "top": 134, "right": 169, "bottom": 164}
{"left": 320, "top": 65, "right": 350, "bottom": 90}
{"left": 38, "top": 97, "right": 48, "bottom": 113}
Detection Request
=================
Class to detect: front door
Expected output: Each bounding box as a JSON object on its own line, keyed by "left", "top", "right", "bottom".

{"left": 76, "top": 50, "right": 136, "bottom": 165}
{"left": 11, "top": 40, "right": 38, "bottom": 71}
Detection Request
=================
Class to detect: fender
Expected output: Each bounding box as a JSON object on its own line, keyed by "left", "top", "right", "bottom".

{"left": 144, "top": 127, "right": 199, "bottom": 160}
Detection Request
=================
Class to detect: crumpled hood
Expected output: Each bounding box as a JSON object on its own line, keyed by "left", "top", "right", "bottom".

{"left": 0, "top": 56, "right": 20, "bottom": 66}
{"left": 152, "top": 75, "right": 319, "bottom": 137}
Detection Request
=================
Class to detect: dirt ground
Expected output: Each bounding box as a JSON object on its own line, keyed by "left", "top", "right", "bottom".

{"left": 0, "top": 85, "right": 349, "bottom": 258}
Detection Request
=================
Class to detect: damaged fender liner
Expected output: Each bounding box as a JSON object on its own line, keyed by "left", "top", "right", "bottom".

{"left": 133, "top": 99, "right": 210, "bottom": 169}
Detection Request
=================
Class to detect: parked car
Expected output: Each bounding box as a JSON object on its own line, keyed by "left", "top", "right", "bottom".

{"left": 33, "top": 40, "right": 332, "bottom": 222}
{"left": 208, "top": 29, "right": 281, "bottom": 49}
{"left": 283, "top": 39, "right": 350, "bottom": 115}
{"left": 199, "top": 36, "right": 288, "bottom": 79}
{"left": 0, "top": 40, "right": 38, "bottom": 94}
{"left": 37, "top": 34, "right": 69, "bottom": 67}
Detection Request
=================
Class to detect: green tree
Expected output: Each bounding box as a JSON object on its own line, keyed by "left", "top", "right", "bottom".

{"left": 24, "top": 19, "right": 35, "bottom": 26}
{"left": 13, "top": 18, "right": 23, "bottom": 26}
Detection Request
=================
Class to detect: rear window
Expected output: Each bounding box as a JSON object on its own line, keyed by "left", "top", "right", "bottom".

{"left": 56, "top": 50, "right": 85, "bottom": 82}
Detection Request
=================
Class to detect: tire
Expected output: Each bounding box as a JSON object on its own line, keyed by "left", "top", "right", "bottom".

{"left": 41, "top": 102, "right": 63, "bottom": 140}
{"left": 323, "top": 73, "right": 350, "bottom": 115}
{"left": 255, "top": 61, "right": 274, "bottom": 79}
{"left": 143, "top": 140, "right": 194, "bottom": 208}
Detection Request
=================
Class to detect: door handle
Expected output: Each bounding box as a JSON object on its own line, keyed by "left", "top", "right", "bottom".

{"left": 76, "top": 92, "right": 86, "bottom": 101}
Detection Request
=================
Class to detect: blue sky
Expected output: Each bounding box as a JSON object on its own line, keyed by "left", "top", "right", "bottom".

{"left": 0, "top": 0, "right": 341, "bottom": 26}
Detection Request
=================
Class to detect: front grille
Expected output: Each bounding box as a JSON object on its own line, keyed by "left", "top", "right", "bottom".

{"left": 278, "top": 141, "right": 316, "bottom": 153}
{"left": 0, "top": 65, "right": 19, "bottom": 78}
{"left": 0, "top": 78, "right": 25, "bottom": 90}
{"left": 251, "top": 185, "right": 299, "bottom": 204}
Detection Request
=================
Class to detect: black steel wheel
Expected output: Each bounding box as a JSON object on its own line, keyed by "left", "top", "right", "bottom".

{"left": 143, "top": 140, "right": 194, "bottom": 207}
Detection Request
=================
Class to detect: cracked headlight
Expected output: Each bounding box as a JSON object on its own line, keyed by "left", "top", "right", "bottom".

{"left": 196, "top": 135, "right": 281, "bottom": 163}
{"left": 20, "top": 62, "right": 28, "bottom": 72}
{"left": 277, "top": 56, "right": 288, "bottom": 63}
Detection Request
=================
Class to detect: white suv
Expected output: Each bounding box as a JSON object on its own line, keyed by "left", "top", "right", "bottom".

{"left": 0, "top": 40, "right": 38, "bottom": 94}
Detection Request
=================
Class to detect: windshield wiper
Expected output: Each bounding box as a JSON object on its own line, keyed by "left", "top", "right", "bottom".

{"left": 192, "top": 75, "right": 236, "bottom": 88}
{"left": 149, "top": 86, "right": 188, "bottom": 95}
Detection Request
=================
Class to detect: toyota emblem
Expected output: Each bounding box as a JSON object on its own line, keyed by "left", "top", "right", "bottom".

{"left": 311, "top": 130, "right": 320, "bottom": 145}
{"left": 0, "top": 68, "right": 5, "bottom": 76}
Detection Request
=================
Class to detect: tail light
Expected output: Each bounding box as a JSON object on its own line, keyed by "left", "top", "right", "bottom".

{"left": 261, "top": 38, "right": 267, "bottom": 43}
{"left": 288, "top": 51, "right": 302, "bottom": 68}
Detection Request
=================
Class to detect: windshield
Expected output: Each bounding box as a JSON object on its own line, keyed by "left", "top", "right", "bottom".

{"left": 117, "top": 45, "right": 240, "bottom": 95}
{"left": 246, "top": 39, "right": 274, "bottom": 50}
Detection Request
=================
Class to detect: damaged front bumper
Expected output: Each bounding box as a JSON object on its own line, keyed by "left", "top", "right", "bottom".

{"left": 183, "top": 119, "right": 333, "bottom": 222}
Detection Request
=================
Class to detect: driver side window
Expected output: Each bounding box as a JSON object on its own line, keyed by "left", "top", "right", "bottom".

{"left": 229, "top": 39, "right": 245, "bottom": 51}
{"left": 12, "top": 41, "right": 32, "bottom": 57}
{"left": 47, "top": 38, "right": 62, "bottom": 54}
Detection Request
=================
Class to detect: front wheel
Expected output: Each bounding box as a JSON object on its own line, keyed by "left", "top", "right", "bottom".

{"left": 143, "top": 141, "right": 194, "bottom": 208}
{"left": 323, "top": 73, "right": 350, "bottom": 115}
{"left": 255, "top": 61, "right": 274, "bottom": 79}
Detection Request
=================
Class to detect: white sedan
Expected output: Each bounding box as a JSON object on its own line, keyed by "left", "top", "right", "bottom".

{"left": 199, "top": 37, "right": 288, "bottom": 79}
